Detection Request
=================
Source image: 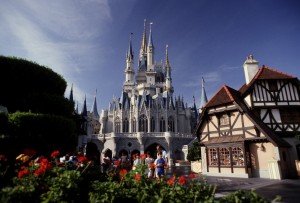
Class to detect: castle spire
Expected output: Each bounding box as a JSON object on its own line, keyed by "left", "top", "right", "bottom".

{"left": 127, "top": 33, "right": 134, "bottom": 61}
{"left": 199, "top": 77, "right": 208, "bottom": 112}
{"left": 193, "top": 95, "right": 198, "bottom": 121}
{"left": 81, "top": 95, "right": 87, "bottom": 117}
{"left": 124, "top": 33, "right": 135, "bottom": 92}
{"left": 91, "top": 89, "right": 99, "bottom": 117}
{"left": 140, "top": 19, "right": 147, "bottom": 57}
{"left": 148, "top": 22, "right": 153, "bottom": 47}
{"left": 165, "top": 44, "right": 170, "bottom": 68}
{"left": 69, "top": 83, "right": 74, "bottom": 103}
{"left": 147, "top": 22, "right": 154, "bottom": 66}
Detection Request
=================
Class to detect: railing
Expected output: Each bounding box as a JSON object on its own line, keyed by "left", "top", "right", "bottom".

{"left": 89, "top": 132, "right": 195, "bottom": 139}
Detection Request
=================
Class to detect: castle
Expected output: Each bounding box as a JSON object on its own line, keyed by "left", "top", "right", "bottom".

{"left": 75, "top": 20, "right": 198, "bottom": 165}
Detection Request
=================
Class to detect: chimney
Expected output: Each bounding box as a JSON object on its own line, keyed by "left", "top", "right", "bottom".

{"left": 243, "top": 55, "right": 259, "bottom": 84}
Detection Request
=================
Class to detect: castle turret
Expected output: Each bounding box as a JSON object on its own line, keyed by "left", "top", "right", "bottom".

{"left": 124, "top": 33, "right": 135, "bottom": 93}
{"left": 147, "top": 22, "right": 154, "bottom": 67}
{"left": 199, "top": 77, "right": 208, "bottom": 113}
{"left": 91, "top": 89, "right": 99, "bottom": 118}
{"left": 165, "top": 45, "right": 173, "bottom": 95}
{"left": 139, "top": 19, "right": 147, "bottom": 68}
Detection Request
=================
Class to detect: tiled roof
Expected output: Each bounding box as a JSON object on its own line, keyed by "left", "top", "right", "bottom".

{"left": 239, "top": 65, "right": 297, "bottom": 94}
{"left": 204, "top": 85, "right": 241, "bottom": 108}
{"left": 203, "top": 135, "right": 244, "bottom": 145}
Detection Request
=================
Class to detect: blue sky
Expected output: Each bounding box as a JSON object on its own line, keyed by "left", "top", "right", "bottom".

{"left": 1, "top": 0, "right": 300, "bottom": 112}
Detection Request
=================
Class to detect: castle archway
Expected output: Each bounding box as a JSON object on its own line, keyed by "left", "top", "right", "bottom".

{"left": 145, "top": 142, "right": 167, "bottom": 159}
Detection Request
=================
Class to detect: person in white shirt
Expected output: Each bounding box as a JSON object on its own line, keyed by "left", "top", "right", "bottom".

{"left": 156, "top": 145, "right": 168, "bottom": 163}
{"left": 132, "top": 153, "right": 142, "bottom": 170}
{"left": 144, "top": 151, "right": 154, "bottom": 178}
{"left": 101, "top": 152, "right": 111, "bottom": 173}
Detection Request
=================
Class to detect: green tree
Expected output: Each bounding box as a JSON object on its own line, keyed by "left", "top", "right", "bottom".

{"left": 0, "top": 55, "right": 77, "bottom": 156}
{"left": 187, "top": 141, "right": 201, "bottom": 161}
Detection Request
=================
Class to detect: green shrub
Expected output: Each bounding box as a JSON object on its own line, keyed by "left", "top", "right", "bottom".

{"left": 187, "top": 141, "right": 201, "bottom": 161}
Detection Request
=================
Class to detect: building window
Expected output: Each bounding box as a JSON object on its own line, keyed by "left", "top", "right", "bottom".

{"left": 208, "top": 148, "right": 218, "bottom": 166}
{"left": 268, "top": 80, "right": 278, "bottom": 92}
{"left": 219, "top": 148, "right": 230, "bottom": 166}
{"left": 150, "top": 117, "right": 155, "bottom": 132}
{"left": 168, "top": 116, "right": 175, "bottom": 132}
{"left": 123, "top": 118, "right": 129, "bottom": 133}
{"left": 115, "top": 117, "right": 121, "bottom": 133}
{"left": 220, "top": 114, "right": 229, "bottom": 126}
{"left": 139, "top": 114, "right": 148, "bottom": 132}
{"left": 232, "top": 147, "right": 244, "bottom": 166}
{"left": 281, "top": 109, "right": 300, "bottom": 123}
{"left": 132, "top": 117, "right": 136, "bottom": 132}
{"left": 160, "top": 117, "right": 166, "bottom": 132}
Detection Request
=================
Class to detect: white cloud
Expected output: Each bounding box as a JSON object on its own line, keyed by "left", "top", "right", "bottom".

{"left": 0, "top": 0, "right": 112, "bottom": 108}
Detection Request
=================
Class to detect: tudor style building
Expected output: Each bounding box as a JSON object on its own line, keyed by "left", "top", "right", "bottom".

{"left": 195, "top": 55, "right": 300, "bottom": 179}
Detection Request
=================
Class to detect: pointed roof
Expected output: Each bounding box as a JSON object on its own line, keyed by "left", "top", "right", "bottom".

{"left": 140, "top": 19, "right": 147, "bottom": 54}
{"left": 193, "top": 95, "right": 198, "bottom": 121}
{"left": 81, "top": 95, "right": 87, "bottom": 117}
{"left": 165, "top": 45, "right": 170, "bottom": 68}
{"left": 199, "top": 77, "right": 208, "bottom": 109}
{"left": 148, "top": 22, "right": 153, "bottom": 47}
{"left": 240, "top": 65, "right": 297, "bottom": 95}
{"left": 91, "top": 90, "right": 99, "bottom": 117}
{"left": 127, "top": 33, "right": 134, "bottom": 61}
{"left": 195, "top": 85, "right": 290, "bottom": 147}
{"left": 69, "top": 84, "right": 73, "bottom": 103}
{"left": 204, "top": 85, "right": 239, "bottom": 108}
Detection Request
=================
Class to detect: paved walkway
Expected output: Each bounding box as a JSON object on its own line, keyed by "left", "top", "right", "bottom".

{"left": 168, "top": 165, "right": 300, "bottom": 203}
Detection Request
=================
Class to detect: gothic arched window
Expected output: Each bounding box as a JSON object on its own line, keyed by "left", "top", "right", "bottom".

{"left": 160, "top": 117, "right": 165, "bottom": 132}
{"left": 150, "top": 117, "right": 155, "bottom": 132}
{"left": 168, "top": 116, "right": 175, "bottom": 132}
{"left": 115, "top": 117, "right": 121, "bottom": 133}
{"left": 139, "top": 114, "right": 148, "bottom": 132}
{"left": 123, "top": 118, "right": 129, "bottom": 133}
{"left": 132, "top": 117, "right": 136, "bottom": 133}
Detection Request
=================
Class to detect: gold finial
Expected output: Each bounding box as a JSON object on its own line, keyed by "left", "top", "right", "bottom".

{"left": 165, "top": 44, "right": 169, "bottom": 67}
{"left": 141, "top": 19, "right": 147, "bottom": 52}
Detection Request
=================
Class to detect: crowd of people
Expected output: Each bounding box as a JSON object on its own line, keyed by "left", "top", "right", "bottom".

{"left": 101, "top": 145, "right": 169, "bottom": 181}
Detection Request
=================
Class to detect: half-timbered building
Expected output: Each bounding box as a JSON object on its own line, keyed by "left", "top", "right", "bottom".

{"left": 195, "top": 55, "right": 300, "bottom": 179}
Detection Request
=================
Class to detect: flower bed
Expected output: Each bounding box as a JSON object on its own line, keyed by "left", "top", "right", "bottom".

{"left": 0, "top": 150, "right": 273, "bottom": 202}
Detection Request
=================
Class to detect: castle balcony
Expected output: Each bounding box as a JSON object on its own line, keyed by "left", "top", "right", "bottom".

{"left": 90, "top": 132, "right": 194, "bottom": 140}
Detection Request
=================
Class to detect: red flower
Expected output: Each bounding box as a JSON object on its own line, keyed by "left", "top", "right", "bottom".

{"left": 149, "top": 163, "right": 155, "bottom": 169}
{"left": 119, "top": 169, "right": 127, "bottom": 176}
{"left": 50, "top": 150, "right": 60, "bottom": 158}
{"left": 18, "top": 169, "right": 30, "bottom": 179}
{"left": 34, "top": 167, "right": 45, "bottom": 176}
{"left": 188, "top": 173, "right": 196, "bottom": 179}
{"left": 23, "top": 149, "right": 36, "bottom": 157}
{"left": 39, "top": 158, "right": 52, "bottom": 171}
{"left": 134, "top": 173, "right": 141, "bottom": 182}
{"left": 78, "top": 156, "right": 88, "bottom": 164}
{"left": 167, "top": 177, "right": 175, "bottom": 185}
{"left": 140, "top": 154, "right": 146, "bottom": 159}
{"left": 178, "top": 175, "right": 186, "bottom": 185}
{"left": 115, "top": 160, "right": 120, "bottom": 165}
